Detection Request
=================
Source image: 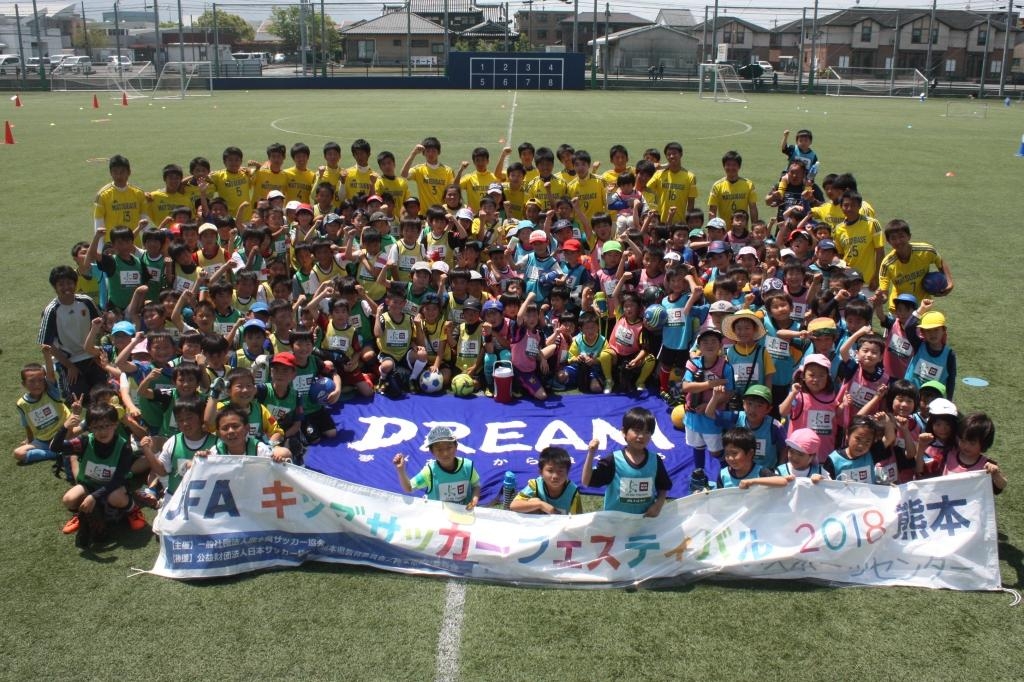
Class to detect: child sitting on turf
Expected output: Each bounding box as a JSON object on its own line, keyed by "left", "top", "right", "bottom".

{"left": 717, "top": 427, "right": 775, "bottom": 489}
{"left": 392, "top": 426, "right": 479, "bottom": 508}
{"left": 510, "top": 446, "right": 582, "bottom": 515}
{"left": 560, "top": 311, "right": 615, "bottom": 394}
{"left": 14, "top": 358, "right": 69, "bottom": 464}
{"left": 138, "top": 397, "right": 217, "bottom": 503}
{"left": 203, "top": 405, "right": 291, "bottom": 461}
{"left": 581, "top": 407, "right": 671, "bottom": 517}
{"left": 945, "top": 412, "right": 1006, "bottom": 494}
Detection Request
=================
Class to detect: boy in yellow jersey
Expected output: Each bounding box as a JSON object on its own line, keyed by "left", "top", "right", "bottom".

{"left": 526, "top": 146, "right": 569, "bottom": 212}
{"left": 568, "top": 150, "right": 607, "bottom": 224}
{"left": 402, "top": 136, "right": 455, "bottom": 208}
{"left": 501, "top": 163, "right": 530, "bottom": 221}
{"left": 14, "top": 360, "right": 69, "bottom": 464}
{"left": 831, "top": 173, "right": 877, "bottom": 219}
{"left": 374, "top": 150, "right": 410, "bottom": 208}
{"left": 633, "top": 160, "right": 661, "bottom": 220}
{"left": 648, "top": 141, "right": 697, "bottom": 223}
{"left": 707, "top": 150, "right": 758, "bottom": 226}
{"left": 343, "top": 138, "right": 377, "bottom": 202}
{"left": 313, "top": 141, "right": 344, "bottom": 208}
{"left": 386, "top": 219, "right": 426, "bottom": 283}
{"left": 209, "top": 146, "right": 252, "bottom": 218}
{"left": 797, "top": 173, "right": 845, "bottom": 233}
{"left": 374, "top": 282, "right": 428, "bottom": 397}
{"left": 876, "top": 218, "right": 953, "bottom": 310}
{"left": 284, "top": 142, "right": 316, "bottom": 203}
{"left": 832, "top": 191, "right": 884, "bottom": 290}
{"left": 555, "top": 143, "right": 576, "bottom": 185}
{"left": 459, "top": 147, "right": 501, "bottom": 212}
{"left": 147, "top": 163, "right": 193, "bottom": 225}
{"left": 94, "top": 154, "right": 149, "bottom": 245}
{"left": 249, "top": 142, "right": 289, "bottom": 208}
{"left": 599, "top": 144, "right": 632, "bottom": 188}
{"left": 516, "top": 141, "right": 539, "bottom": 183}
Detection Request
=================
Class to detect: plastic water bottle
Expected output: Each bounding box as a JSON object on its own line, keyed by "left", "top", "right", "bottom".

{"left": 502, "top": 471, "right": 517, "bottom": 510}
{"left": 689, "top": 468, "right": 709, "bottom": 495}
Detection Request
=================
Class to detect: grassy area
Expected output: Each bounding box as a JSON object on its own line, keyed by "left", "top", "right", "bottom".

{"left": 1, "top": 89, "right": 1021, "bottom": 680}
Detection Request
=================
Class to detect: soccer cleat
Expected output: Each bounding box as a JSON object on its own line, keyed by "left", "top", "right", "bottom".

{"left": 126, "top": 505, "right": 148, "bottom": 531}
{"left": 62, "top": 514, "right": 80, "bottom": 535}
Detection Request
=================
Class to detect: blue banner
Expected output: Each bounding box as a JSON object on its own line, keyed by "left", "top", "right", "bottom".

{"left": 305, "top": 394, "right": 706, "bottom": 501}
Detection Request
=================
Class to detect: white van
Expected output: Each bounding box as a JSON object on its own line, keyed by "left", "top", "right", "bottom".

{"left": 0, "top": 54, "right": 22, "bottom": 75}
{"left": 60, "top": 56, "right": 93, "bottom": 74}
{"left": 231, "top": 51, "right": 269, "bottom": 66}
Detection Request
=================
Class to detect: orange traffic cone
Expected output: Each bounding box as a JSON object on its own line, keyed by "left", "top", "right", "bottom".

{"left": 14, "top": 94, "right": 22, "bottom": 107}
{"left": 4, "top": 120, "right": 14, "bottom": 144}
{"left": 92, "top": 94, "right": 99, "bottom": 109}
{"left": 121, "top": 92, "right": 128, "bottom": 106}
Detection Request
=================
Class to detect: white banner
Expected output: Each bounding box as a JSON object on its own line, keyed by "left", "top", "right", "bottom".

{"left": 151, "top": 457, "right": 1000, "bottom": 590}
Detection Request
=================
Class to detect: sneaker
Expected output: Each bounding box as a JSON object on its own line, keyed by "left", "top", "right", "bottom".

{"left": 635, "top": 387, "right": 650, "bottom": 400}
{"left": 62, "top": 514, "right": 80, "bottom": 534}
{"left": 126, "top": 505, "right": 148, "bottom": 531}
{"left": 484, "top": 388, "right": 493, "bottom": 397}
{"left": 603, "top": 385, "right": 613, "bottom": 395}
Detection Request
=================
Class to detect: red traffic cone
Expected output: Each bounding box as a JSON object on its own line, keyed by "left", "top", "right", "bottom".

{"left": 14, "top": 94, "right": 22, "bottom": 107}
{"left": 92, "top": 94, "right": 99, "bottom": 109}
{"left": 121, "top": 92, "right": 128, "bottom": 106}
{"left": 3, "top": 120, "right": 14, "bottom": 145}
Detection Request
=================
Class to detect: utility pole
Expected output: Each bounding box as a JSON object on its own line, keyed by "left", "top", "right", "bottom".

{"left": 979, "top": 12, "right": 991, "bottom": 97}
{"left": 15, "top": 5, "right": 28, "bottom": 81}
{"left": 998, "top": 0, "right": 1013, "bottom": 97}
{"left": 925, "top": 0, "right": 936, "bottom": 79}
{"left": 702, "top": 6, "right": 708, "bottom": 62}
{"left": 153, "top": 0, "right": 161, "bottom": 72}
{"left": 572, "top": 0, "right": 578, "bottom": 52}
{"left": 890, "top": 10, "right": 900, "bottom": 96}
{"left": 602, "top": 2, "right": 609, "bottom": 89}
{"left": 590, "top": 0, "right": 596, "bottom": 87}
{"left": 808, "top": 0, "right": 818, "bottom": 90}
{"left": 321, "top": 0, "right": 328, "bottom": 76}
{"left": 113, "top": 0, "right": 123, "bottom": 86}
{"left": 797, "top": 7, "right": 805, "bottom": 92}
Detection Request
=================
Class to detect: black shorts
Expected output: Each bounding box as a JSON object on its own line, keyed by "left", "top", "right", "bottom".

{"left": 304, "top": 409, "right": 336, "bottom": 433}
{"left": 657, "top": 346, "right": 690, "bottom": 369}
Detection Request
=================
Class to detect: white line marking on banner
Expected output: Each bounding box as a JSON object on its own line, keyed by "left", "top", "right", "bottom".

{"left": 435, "top": 580, "right": 467, "bottom": 682}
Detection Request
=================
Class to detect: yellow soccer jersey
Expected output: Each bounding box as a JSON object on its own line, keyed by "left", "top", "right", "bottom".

{"left": 408, "top": 163, "right": 454, "bottom": 207}
{"left": 600, "top": 166, "right": 633, "bottom": 188}
{"left": 833, "top": 217, "right": 884, "bottom": 283}
{"left": 284, "top": 166, "right": 316, "bottom": 203}
{"left": 808, "top": 202, "right": 846, "bottom": 231}
{"left": 460, "top": 170, "right": 499, "bottom": 212}
{"left": 250, "top": 168, "right": 289, "bottom": 206}
{"left": 375, "top": 175, "right": 411, "bottom": 208}
{"left": 148, "top": 188, "right": 194, "bottom": 224}
{"left": 649, "top": 168, "right": 697, "bottom": 223}
{"left": 210, "top": 168, "right": 252, "bottom": 216}
{"left": 878, "top": 243, "right": 944, "bottom": 309}
{"left": 343, "top": 166, "right": 377, "bottom": 201}
{"left": 94, "top": 183, "right": 148, "bottom": 241}
{"left": 568, "top": 174, "right": 608, "bottom": 223}
{"left": 707, "top": 177, "right": 757, "bottom": 226}
{"left": 555, "top": 169, "right": 577, "bottom": 186}
{"left": 502, "top": 183, "right": 528, "bottom": 221}
{"left": 526, "top": 175, "right": 569, "bottom": 211}
{"left": 522, "top": 167, "right": 540, "bottom": 184}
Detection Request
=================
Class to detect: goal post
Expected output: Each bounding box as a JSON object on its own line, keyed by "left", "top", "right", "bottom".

{"left": 823, "top": 66, "right": 927, "bottom": 98}
{"left": 697, "top": 63, "right": 746, "bottom": 103}
{"left": 49, "top": 61, "right": 156, "bottom": 98}
{"left": 153, "top": 62, "right": 214, "bottom": 99}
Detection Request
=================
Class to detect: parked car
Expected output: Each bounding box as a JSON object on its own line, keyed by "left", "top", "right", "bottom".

{"left": 0, "top": 54, "right": 22, "bottom": 76}
{"left": 757, "top": 60, "right": 774, "bottom": 75}
{"left": 59, "top": 56, "right": 93, "bottom": 74}
{"left": 106, "top": 55, "right": 133, "bottom": 70}
{"left": 273, "top": 53, "right": 287, "bottom": 64}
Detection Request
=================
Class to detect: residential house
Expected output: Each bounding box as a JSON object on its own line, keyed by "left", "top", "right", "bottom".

{"left": 560, "top": 11, "right": 649, "bottom": 53}
{"left": 512, "top": 8, "right": 570, "bottom": 50}
{"left": 691, "top": 16, "right": 771, "bottom": 65}
{"left": 590, "top": 23, "right": 699, "bottom": 76}
{"left": 340, "top": 11, "right": 446, "bottom": 66}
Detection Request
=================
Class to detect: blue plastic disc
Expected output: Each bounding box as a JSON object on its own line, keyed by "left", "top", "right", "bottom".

{"left": 962, "top": 377, "right": 989, "bottom": 387}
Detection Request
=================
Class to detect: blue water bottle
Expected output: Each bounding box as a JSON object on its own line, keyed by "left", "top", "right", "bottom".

{"left": 502, "top": 471, "right": 518, "bottom": 510}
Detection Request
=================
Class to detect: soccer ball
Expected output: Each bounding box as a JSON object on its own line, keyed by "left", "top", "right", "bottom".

{"left": 419, "top": 370, "right": 444, "bottom": 394}
{"left": 671, "top": 404, "right": 686, "bottom": 430}
{"left": 308, "top": 377, "right": 336, "bottom": 404}
{"left": 643, "top": 304, "right": 667, "bottom": 330}
{"left": 451, "top": 373, "right": 476, "bottom": 397}
{"left": 922, "top": 271, "right": 948, "bottom": 295}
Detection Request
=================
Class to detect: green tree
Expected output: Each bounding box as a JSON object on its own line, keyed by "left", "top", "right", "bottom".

{"left": 268, "top": 5, "right": 339, "bottom": 55}
{"left": 193, "top": 9, "right": 255, "bottom": 43}
{"left": 71, "top": 26, "right": 108, "bottom": 50}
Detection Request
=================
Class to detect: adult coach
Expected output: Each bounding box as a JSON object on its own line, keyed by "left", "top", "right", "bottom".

{"left": 38, "top": 266, "right": 106, "bottom": 402}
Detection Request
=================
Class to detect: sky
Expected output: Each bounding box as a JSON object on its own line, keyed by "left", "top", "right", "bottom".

{"left": 66, "top": 0, "right": 1015, "bottom": 29}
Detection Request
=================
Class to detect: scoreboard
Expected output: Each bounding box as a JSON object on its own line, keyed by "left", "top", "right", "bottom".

{"left": 447, "top": 52, "right": 586, "bottom": 90}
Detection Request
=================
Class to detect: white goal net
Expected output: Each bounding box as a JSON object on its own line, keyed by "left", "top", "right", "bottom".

{"left": 50, "top": 61, "right": 155, "bottom": 99}
{"left": 153, "top": 62, "right": 213, "bottom": 99}
{"left": 698, "top": 63, "right": 746, "bottom": 102}
{"left": 822, "top": 66, "right": 927, "bottom": 98}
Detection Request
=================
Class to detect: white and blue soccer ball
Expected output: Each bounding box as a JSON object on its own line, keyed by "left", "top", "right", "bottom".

{"left": 419, "top": 370, "right": 444, "bottom": 394}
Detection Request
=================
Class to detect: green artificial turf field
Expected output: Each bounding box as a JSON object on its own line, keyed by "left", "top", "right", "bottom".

{"left": 0, "top": 89, "right": 1021, "bottom": 681}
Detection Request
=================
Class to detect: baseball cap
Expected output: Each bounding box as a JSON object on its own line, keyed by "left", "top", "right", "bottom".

{"left": 706, "top": 217, "right": 727, "bottom": 230}
{"left": 663, "top": 251, "right": 681, "bottom": 262}
{"left": 688, "top": 228, "right": 706, "bottom": 239}
{"left": 562, "top": 238, "right": 582, "bottom": 252}
{"left": 425, "top": 425, "right": 457, "bottom": 447}
{"left": 432, "top": 261, "right": 450, "bottom": 274}
{"left": 920, "top": 380, "right": 948, "bottom": 398}
{"left": 296, "top": 203, "right": 314, "bottom": 215}
{"left": 696, "top": 327, "right": 724, "bottom": 341}
{"left": 927, "top": 398, "right": 957, "bottom": 417}
{"left": 487, "top": 182, "right": 504, "bottom": 194}
{"left": 743, "top": 384, "right": 773, "bottom": 403}
{"left": 366, "top": 194, "right": 384, "bottom": 203}
{"left": 411, "top": 261, "right": 432, "bottom": 273}
{"left": 760, "top": 278, "right": 785, "bottom": 295}
{"left": 779, "top": 248, "right": 797, "bottom": 259}
{"left": 737, "top": 246, "right": 759, "bottom": 260}
{"left": 266, "top": 190, "right": 285, "bottom": 200}
{"left": 707, "top": 240, "right": 730, "bottom": 255}
{"left": 323, "top": 213, "right": 342, "bottom": 225}
{"left": 786, "top": 428, "right": 822, "bottom": 456}
{"left": 285, "top": 200, "right": 301, "bottom": 212}
{"left": 602, "top": 240, "right": 623, "bottom": 254}
{"left": 242, "top": 318, "right": 267, "bottom": 332}
{"left": 801, "top": 353, "right": 832, "bottom": 371}
{"left": 462, "top": 297, "right": 483, "bottom": 312}
{"left": 198, "top": 222, "right": 218, "bottom": 235}
{"left": 786, "top": 229, "right": 811, "bottom": 244}
{"left": 807, "top": 317, "right": 837, "bottom": 336}
{"left": 515, "top": 220, "right": 535, "bottom": 232}
{"left": 111, "top": 321, "right": 136, "bottom": 336}
{"left": 369, "top": 212, "right": 389, "bottom": 223}
{"left": 842, "top": 268, "right": 865, "bottom": 283}
{"left": 482, "top": 299, "right": 504, "bottom": 314}
{"left": 817, "top": 238, "right": 837, "bottom": 251}
{"left": 250, "top": 301, "right": 270, "bottom": 314}
{"left": 456, "top": 208, "right": 475, "bottom": 221}
{"left": 469, "top": 269, "right": 484, "bottom": 281}
{"left": 894, "top": 293, "right": 918, "bottom": 306}
{"left": 271, "top": 351, "right": 297, "bottom": 367}
{"left": 552, "top": 219, "right": 573, "bottom": 232}
{"left": 709, "top": 300, "right": 737, "bottom": 314}
{"left": 529, "top": 230, "right": 548, "bottom": 244}
{"left": 403, "top": 196, "right": 421, "bottom": 206}
{"left": 918, "top": 311, "right": 947, "bottom": 330}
